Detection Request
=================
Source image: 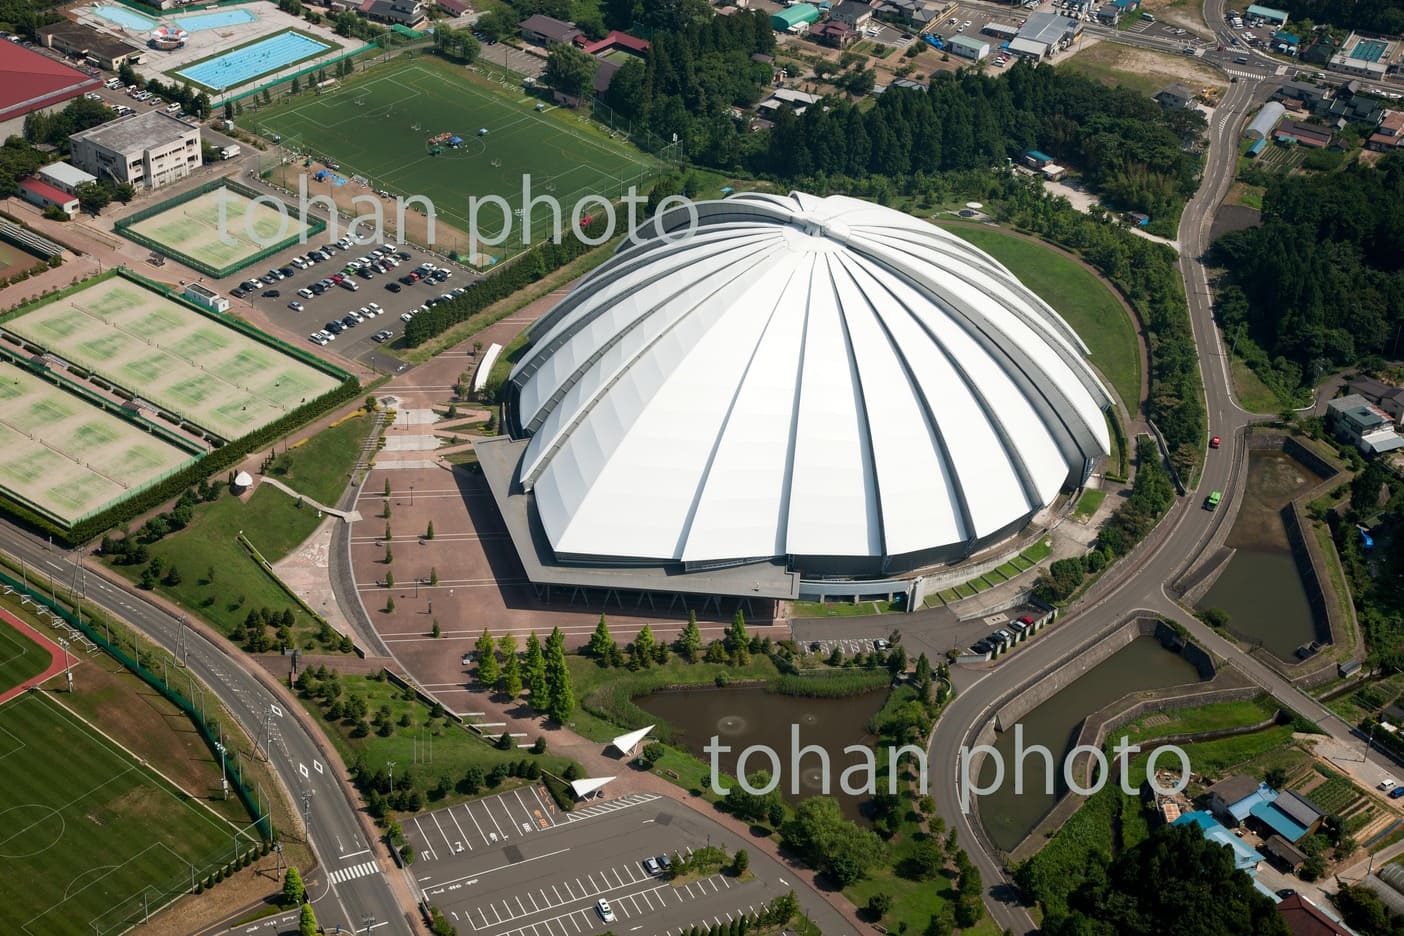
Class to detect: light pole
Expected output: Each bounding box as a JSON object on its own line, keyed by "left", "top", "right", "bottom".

{"left": 215, "top": 741, "right": 229, "bottom": 799}
{"left": 409, "top": 484, "right": 414, "bottom": 506}
{"left": 387, "top": 760, "right": 396, "bottom": 795}
{"left": 57, "top": 638, "right": 72, "bottom": 691}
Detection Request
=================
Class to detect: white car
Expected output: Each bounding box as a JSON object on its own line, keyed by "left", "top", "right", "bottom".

{"left": 1381, "top": 779, "right": 1397, "bottom": 790}
{"left": 597, "top": 900, "right": 615, "bottom": 923}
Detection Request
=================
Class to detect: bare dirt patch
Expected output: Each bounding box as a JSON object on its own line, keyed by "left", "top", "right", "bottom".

{"left": 1064, "top": 36, "right": 1227, "bottom": 97}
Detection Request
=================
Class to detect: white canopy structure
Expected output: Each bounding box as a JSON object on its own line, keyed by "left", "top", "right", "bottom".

{"left": 569, "top": 777, "right": 614, "bottom": 799}
{"left": 610, "top": 725, "right": 654, "bottom": 757}
{"left": 503, "top": 192, "right": 1111, "bottom": 577}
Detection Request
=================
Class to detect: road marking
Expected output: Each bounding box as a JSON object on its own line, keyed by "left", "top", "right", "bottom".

{"left": 447, "top": 802, "right": 472, "bottom": 851}
{"left": 299, "top": 763, "right": 309, "bottom": 778}
{"left": 483, "top": 798, "right": 508, "bottom": 841}
{"left": 411, "top": 816, "right": 437, "bottom": 862}
{"left": 424, "top": 847, "right": 571, "bottom": 896}
{"left": 338, "top": 848, "right": 370, "bottom": 860}
{"left": 313, "top": 760, "right": 323, "bottom": 774}
{"left": 777, "top": 878, "right": 788, "bottom": 886}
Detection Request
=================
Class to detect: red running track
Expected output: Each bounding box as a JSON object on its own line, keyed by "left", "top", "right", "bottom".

{"left": 0, "top": 607, "right": 72, "bottom": 706}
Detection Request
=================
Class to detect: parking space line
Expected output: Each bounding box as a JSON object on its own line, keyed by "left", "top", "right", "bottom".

{"left": 462, "top": 800, "right": 491, "bottom": 845}
{"left": 526, "top": 893, "right": 539, "bottom": 911}
{"left": 516, "top": 896, "right": 527, "bottom": 915}
{"left": 530, "top": 785, "right": 555, "bottom": 825}
{"left": 639, "top": 891, "right": 655, "bottom": 911}
{"left": 430, "top": 810, "right": 454, "bottom": 854}
{"left": 586, "top": 874, "right": 600, "bottom": 894}
{"left": 411, "top": 815, "right": 437, "bottom": 862}
{"left": 446, "top": 802, "right": 473, "bottom": 852}
{"left": 569, "top": 912, "right": 581, "bottom": 933}
{"left": 553, "top": 885, "right": 563, "bottom": 903}
{"left": 513, "top": 787, "right": 541, "bottom": 830}
{"left": 483, "top": 798, "right": 509, "bottom": 841}
{"left": 563, "top": 882, "right": 575, "bottom": 900}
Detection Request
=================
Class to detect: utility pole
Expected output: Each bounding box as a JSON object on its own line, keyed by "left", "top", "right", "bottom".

{"left": 387, "top": 760, "right": 396, "bottom": 795}
{"left": 256, "top": 703, "right": 274, "bottom": 762}
{"left": 301, "top": 788, "right": 314, "bottom": 838}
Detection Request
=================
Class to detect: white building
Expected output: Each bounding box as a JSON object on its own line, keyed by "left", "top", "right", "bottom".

{"left": 948, "top": 34, "right": 991, "bottom": 60}
{"left": 183, "top": 283, "right": 228, "bottom": 313}
{"left": 481, "top": 192, "right": 1111, "bottom": 591}
{"left": 36, "top": 161, "right": 97, "bottom": 196}
{"left": 69, "top": 110, "right": 201, "bottom": 190}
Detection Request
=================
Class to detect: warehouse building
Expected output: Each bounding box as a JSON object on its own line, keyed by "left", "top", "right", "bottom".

{"left": 948, "top": 34, "right": 990, "bottom": 60}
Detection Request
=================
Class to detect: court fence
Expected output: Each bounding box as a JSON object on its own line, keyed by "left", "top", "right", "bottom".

{"left": 0, "top": 559, "right": 271, "bottom": 934}
{"left": 113, "top": 176, "right": 327, "bottom": 279}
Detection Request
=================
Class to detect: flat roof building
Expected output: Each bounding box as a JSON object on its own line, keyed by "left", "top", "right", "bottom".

{"left": 35, "top": 21, "right": 144, "bottom": 70}
{"left": 1017, "top": 13, "right": 1082, "bottom": 56}
{"left": 69, "top": 109, "right": 200, "bottom": 189}
{"left": 1246, "top": 4, "right": 1289, "bottom": 25}
{"left": 36, "top": 161, "right": 97, "bottom": 195}
{"left": 1328, "top": 393, "right": 1404, "bottom": 455}
{"left": 183, "top": 282, "right": 228, "bottom": 313}
{"left": 948, "top": 35, "right": 990, "bottom": 59}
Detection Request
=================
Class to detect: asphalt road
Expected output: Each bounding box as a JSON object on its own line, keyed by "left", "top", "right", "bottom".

{"left": 0, "top": 527, "right": 413, "bottom": 936}
{"left": 401, "top": 789, "right": 855, "bottom": 936}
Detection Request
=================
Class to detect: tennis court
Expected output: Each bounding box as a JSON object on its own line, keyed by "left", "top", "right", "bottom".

{"left": 255, "top": 57, "right": 657, "bottom": 239}
{"left": 1350, "top": 38, "right": 1388, "bottom": 62}
{"left": 0, "top": 360, "right": 196, "bottom": 525}
{"left": 0, "top": 691, "right": 253, "bottom": 936}
{"left": 4, "top": 276, "right": 340, "bottom": 441}
{"left": 120, "top": 184, "right": 318, "bottom": 278}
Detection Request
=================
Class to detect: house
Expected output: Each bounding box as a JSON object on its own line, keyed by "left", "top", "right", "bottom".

{"left": 1273, "top": 80, "right": 1329, "bottom": 109}
{"left": 1244, "top": 101, "right": 1287, "bottom": 138}
{"left": 875, "top": 0, "right": 940, "bottom": 28}
{"left": 1208, "top": 775, "right": 1265, "bottom": 825}
{"left": 69, "top": 109, "right": 200, "bottom": 190}
{"left": 1329, "top": 394, "right": 1404, "bottom": 455}
{"left": 1246, "top": 4, "right": 1289, "bottom": 26}
{"left": 18, "top": 177, "right": 79, "bottom": 216}
{"left": 948, "top": 34, "right": 990, "bottom": 60}
{"left": 364, "top": 0, "right": 425, "bottom": 29}
{"left": 436, "top": 0, "right": 470, "bottom": 15}
{"left": 1040, "top": 163, "right": 1067, "bottom": 181}
{"left": 1095, "top": 7, "right": 1121, "bottom": 26}
{"left": 1347, "top": 377, "right": 1404, "bottom": 423}
{"left": 1276, "top": 119, "right": 1333, "bottom": 147}
{"left": 592, "top": 59, "right": 620, "bottom": 95}
{"left": 36, "top": 161, "right": 97, "bottom": 196}
{"left": 1261, "top": 834, "right": 1307, "bottom": 873}
{"left": 1300, "top": 33, "right": 1337, "bottom": 66}
{"left": 1110, "top": 0, "right": 1140, "bottom": 10}
{"left": 811, "top": 21, "right": 856, "bottom": 47}
{"left": 35, "top": 21, "right": 143, "bottom": 71}
{"left": 1154, "top": 83, "right": 1196, "bottom": 108}
{"left": 1250, "top": 790, "right": 1325, "bottom": 843}
{"left": 518, "top": 14, "right": 582, "bottom": 46}
{"left": 771, "top": 3, "right": 821, "bottom": 32}
{"left": 1173, "top": 811, "right": 1264, "bottom": 873}
{"left": 1277, "top": 893, "right": 1357, "bottom": 936}
{"left": 758, "top": 88, "right": 822, "bottom": 116}
{"left": 830, "top": 0, "right": 874, "bottom": 28}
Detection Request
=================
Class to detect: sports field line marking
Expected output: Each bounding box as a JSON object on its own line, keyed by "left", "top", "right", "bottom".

{"left": 26, "top": 840, "right": 189, "bottom": 936}
{"left": 0, "top": 621, "right": 32, "bottom": 674}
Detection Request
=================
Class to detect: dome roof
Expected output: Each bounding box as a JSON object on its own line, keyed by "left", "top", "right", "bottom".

{"left": 506, "top": 192, "right": 1111, "bottom": 575}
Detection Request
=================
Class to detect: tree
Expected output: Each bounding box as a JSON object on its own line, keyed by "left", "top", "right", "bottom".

{"left": 499, "top": 634, "right": 523, "bottom": 698}
{"left": 75, "top": 181, "right": 110, "bottom": 215}
{"left": 588, "top": 615, "right": 615, "bottom": 660}
{"left": 544, "top": 626, "right": 575, "bottom": 723}
{"left": 732, "top": 849, "right": 749, "bottom": 876}
{"left": 430, "top": 567, "right": 439, "bottom": 586}
{"left": 725, "top": 611, "right": 750, "bottom": 665}
{"left": 112, "top": 182, "right": 136, "bottom": 203}
{"left": 632, "top": 624, "right": 656, "bottom": 668}
{"left": 523, "top": 632, "right": 546, "bottom": 701}
{"left": 544, "top": 44, "right": 598, "bottom": 103}
{"left": 299, "top": 901, "right": 317, "bottom": 936}
{"left": 476, "top": 627, "right": 499, "bottom": 687}
{"left": 1043, "top": 824, "right": 1289, "bottom": 935}
{"left": 677, "top": 611, "right": 703, "bottom": 662}
{"left": 426, "top": 520, "right": 435, "bottom": 540}
{"left": 780, "top": 796, "right": 887, "bottom": 886}
{"left": 281, "top": 867, "right": 305, "bottom": 907}
{"left": 866, "top": 893, "right": 892, "bottom": 920}
{"left": 163, "top": 565, "right": 182, "bottom": 586}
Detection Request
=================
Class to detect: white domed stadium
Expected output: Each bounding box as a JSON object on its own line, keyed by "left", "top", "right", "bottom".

{"left": 477, "top": 192, "right": 1111, "bottom": 599}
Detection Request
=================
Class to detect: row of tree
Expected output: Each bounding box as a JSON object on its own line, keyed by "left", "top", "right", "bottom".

{"left": 474, "top": 626, "right": 575, "bottom": 723}
{"left": 115, "top": 63, "right": 212, "bottom": 120}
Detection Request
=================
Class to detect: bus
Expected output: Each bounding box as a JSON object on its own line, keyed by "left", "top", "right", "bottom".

{"left": 1206, "top": 490, "right": 1222, "bottom": 510}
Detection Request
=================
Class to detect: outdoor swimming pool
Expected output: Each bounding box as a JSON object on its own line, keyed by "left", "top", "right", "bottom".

{"left": 175, "top": 31, "right": 331, "bottom": 91}
{"left": 92, "top": 3, "right": 158, "bottom": 31}
{"left": 172, "top": 8, "right": 257, "bottom": 31}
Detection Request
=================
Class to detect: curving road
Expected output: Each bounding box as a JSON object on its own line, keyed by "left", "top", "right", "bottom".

{"left": 0, "top": 528, "right": 416, "bottom": 936}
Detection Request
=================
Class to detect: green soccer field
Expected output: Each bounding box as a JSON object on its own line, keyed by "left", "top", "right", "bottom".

{"left": 255, "top": 57, "right": 658, "bottom": 237}
{"left": 0, "top": 692, "right": 253, "bottom": 936}
{"left": 0, "top": 617, "right": 52, "bottom": 695}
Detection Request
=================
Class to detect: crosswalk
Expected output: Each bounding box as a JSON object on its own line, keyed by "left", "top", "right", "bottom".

{"left": 328, "top": 859, "right": 380, "bottom": 885}
{"left": 1224, "top": 68, "right": 1260, "bottom": 79}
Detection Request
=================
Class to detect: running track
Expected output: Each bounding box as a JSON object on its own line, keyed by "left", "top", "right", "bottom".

{"left": 0, "top": 607, "right": 70, "bottom": 705}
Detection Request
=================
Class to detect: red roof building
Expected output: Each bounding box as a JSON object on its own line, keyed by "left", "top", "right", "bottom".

{"left": 1277, "top": 893, "right": 1354, "bottom": 936}
{"left": 18, "top": 176, "right": 80, "bottom": 215}
{"left": 573, "top": 30, "right": 650, "bottom": 57}
{"left": 0, "top": 40, "right": 101, "bottom": 124}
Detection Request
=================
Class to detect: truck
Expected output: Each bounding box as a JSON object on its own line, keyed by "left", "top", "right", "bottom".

{"left": 219, "top": 144, "right": 240, "bottom": 159}
{"left": 923, "top": 34, "right": 944, "bottom": 50}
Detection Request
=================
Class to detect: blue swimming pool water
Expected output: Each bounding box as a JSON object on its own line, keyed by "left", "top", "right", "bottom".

{"left": 175, "top": 31, "right": 329, "bottom": 90}
{"left": 172, "top": 8, "right": 257, "bottom": 31}
{"left": 92, "top": 4, "right": 158, "bottom": 31}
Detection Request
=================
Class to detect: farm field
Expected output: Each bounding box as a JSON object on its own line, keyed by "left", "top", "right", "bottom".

{"left": 4, "top": 274, "right": 340, "bottom": 441}
{"left": 255, "top": 57, "right": 657, "bottom": 246}
{"left": 0, "top": 691, "right": 251, "bottom": 936}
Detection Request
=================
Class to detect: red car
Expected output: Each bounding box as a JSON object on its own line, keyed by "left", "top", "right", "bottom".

{"left": 1210, "top": 436, "right": 1222, "bottom": 449}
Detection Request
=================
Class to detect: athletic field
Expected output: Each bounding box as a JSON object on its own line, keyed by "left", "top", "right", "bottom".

{"left": 122, "top": 185, "right": 316, "bottom": 278}
{"left": 255, "top": 57, "right": 657, "bottom": 239}
{"left": 0, "top": 615, "right": 53, "bottom": 696}
{"left": 0, "top": 241, "right": 43, "bottom": 281}
{"left": 5, "top": 276, "right": 340, "bottom": 441}
{"left": 0, "top": 359, "right": 196, "bottom": 525}
{"left": 0, "top": 691, "right": 252, "bottom": 936}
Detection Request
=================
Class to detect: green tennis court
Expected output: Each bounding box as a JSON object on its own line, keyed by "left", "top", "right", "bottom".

{"left": 1350, "top": 38, "right": 1387, "bottom": 62}
{"left": 122, "top": 185, "right": 316, "bottom": 277}
{"left": 4, "top": 276, "right": 340, "bottom": 441}
{"left": 254, "top": 57, "right": 658, "bottom": 240}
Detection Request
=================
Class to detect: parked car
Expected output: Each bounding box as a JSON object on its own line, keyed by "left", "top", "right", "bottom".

{"left": 262, "top": 289, "right": 280, "bottom": 298}
{"left": 643, "top": 857, "right": 661, "bottom": 875}
{"left": 658, "top": 853, "right": 672, "bottom": 871}
{"left": 597, "top": 900, "right": 615, "bottom": 923}
{"left": 1381, "top": 779, "right": 1398, "bottom": 791}
{"left": 339, "top": 280, "right": 358, "bottom": 291}
{"left": 1390, "top": 787, "right": 1404, "bottom": 800}
{"left": 385, "top": 282, "right": 402, "bottom": 293}
{"left": 297, "top": 287, "right": 314, "bottom": 299}
{"left": 288, "top": 301, "right": 304, "bottom": 312}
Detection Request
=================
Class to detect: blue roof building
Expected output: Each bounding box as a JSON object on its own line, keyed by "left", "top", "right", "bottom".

{"left": 1250, "top": 800, "right": 1309, "bottom": 842}
{"left": 1174, "top": 811, "right": 1266, "bottom": 873}
{"left": 1246, "top": 4, "right": 1288, "bottom": 25}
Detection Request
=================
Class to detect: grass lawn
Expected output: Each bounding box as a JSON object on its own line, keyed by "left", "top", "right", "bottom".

{"left": 1023, "top": 539, "right": 1054, "bottom": 563}
{"left": 106, "top": 485, "right": 332, "bottom": 649}
{"left": 254, "top": 56, "right": 655, "bottom": 241}
{"left": 295, "top": 670, "right": 572, "bottom": 814}
{"left": 1073, "top": 488, "right": 1107, "bottom": 521}
{"left": 1230, "top": 355, "right": 1283, "bottom": 413}
{"left": 0, "top": 691, "right": 251, "bottom": 936}
{"left": 790, "top": 599, "right": 896, "bottom": 618}
{"left": 1116, "top": 696, "right": 1278, "bottom": 747}
{"left": 1127, "top": 725, "right": 1299, "bottom": 781}
{"left": 941, "top": 225, "right": 1141, "bottom": 413}
{"left": 267, "top": 411, "right": 371, "bottom": 506}
{"left": 0, "top": 614, "right": 52, "bottom": 692}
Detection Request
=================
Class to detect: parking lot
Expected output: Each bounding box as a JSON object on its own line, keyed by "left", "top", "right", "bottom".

{"left": 406, "top": 790, "right": 850, "bottom": 936}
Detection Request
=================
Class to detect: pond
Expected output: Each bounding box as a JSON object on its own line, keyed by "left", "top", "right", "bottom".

{"left": 977, "top": 637, "right": 1203, "bottom": 852}
{"left": 635, "top": 685, "right": 889, "bottom": 820}
{"left": 1199, "top": 450, "right": 1322, "bottom": 660}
